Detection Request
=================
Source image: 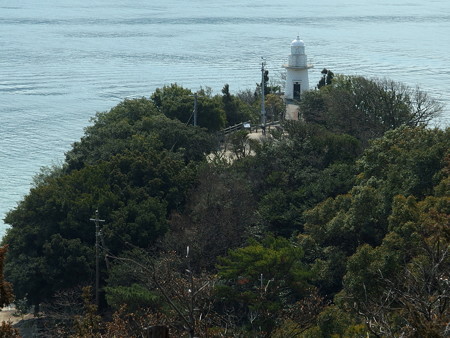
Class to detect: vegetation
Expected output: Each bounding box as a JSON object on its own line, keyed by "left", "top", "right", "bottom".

{"left": 0, "top": 246, "right": 20, "bottom": 337}
{"left": 2, "top": 77, "right": 448, "bottom": 336}
{"left": 301, "top": 75, "right": 443, "bottom": 145}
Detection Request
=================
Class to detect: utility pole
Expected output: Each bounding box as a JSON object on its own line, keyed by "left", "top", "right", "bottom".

{"left": 186, "top": 246, "right": 196, "bottom": 338}
{"left": 260, "top": 59, "right": 267, "bottom": 134}
{"left": 193, "top": 93, "right": 198, "bottom": 127}
{"left": 90, "top": 209, "right": 105, "bottom": 308}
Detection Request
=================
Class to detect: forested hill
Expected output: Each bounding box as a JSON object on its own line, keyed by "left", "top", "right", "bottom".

{"left": 1, "top": 78, "right": 449, "bottom": 337}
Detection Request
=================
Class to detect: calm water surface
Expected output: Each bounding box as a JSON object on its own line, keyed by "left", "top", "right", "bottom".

{"left": 1, "top": 0, "right": 449, "bottom": 236}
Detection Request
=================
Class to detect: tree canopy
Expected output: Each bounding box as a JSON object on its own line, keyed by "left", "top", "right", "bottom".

{"left": 1, "top": 78, "right": 448, "bottom": 336}
{"left": 3, "top": 97, "right": 216, "bottom": 306}
{"left": 301, "top": 75, "right": 443, "bottom": 144}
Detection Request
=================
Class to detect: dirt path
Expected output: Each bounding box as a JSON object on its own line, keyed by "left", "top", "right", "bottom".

{"left": 0, "top": 307, "right": 32, "bottom": 325}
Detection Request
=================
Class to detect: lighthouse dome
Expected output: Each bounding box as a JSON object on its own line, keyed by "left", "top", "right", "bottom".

{"left": 291, "top": 36, "right": 305, "bottom": 47}
{"left": 290, "top": 36, "right": 306, "bottom": 57}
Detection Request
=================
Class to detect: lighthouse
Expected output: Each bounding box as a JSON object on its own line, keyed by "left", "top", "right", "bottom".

{"left": 283, "top": 36, "right": 312, "bottom": 101}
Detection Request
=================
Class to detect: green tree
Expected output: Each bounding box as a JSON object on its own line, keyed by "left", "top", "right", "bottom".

{"left": 301, "top": 126, "right": 449, "bottom": 297}
{"left": 317, "top": 68, "right": 334, "bottom": 89}
{"left": 301, "top": 306, "right": 366, "bottom": 338}
{"left": 234, "top": 88, "right": 260, "bottom": 124}
{"left": 151, "top": 84, "right": 194, "bottom": 123}
{"left": 65, "top": 97, "right": 216, "bottom": 170}
{"left": 249, "top": 121, "right": 360, "bottom": 236}
{"left": 104, "top": 284, "right": 159, "bottom": 313}
{"left": 65, "top": 97, "right": 160, "bottom": 170}
{"left": 356, "top": 126, "right": 449, "bottom": 199}
{"left": 3, "top": 97, "right": 214, "bottom": 307}
{"left": 195, "top": 90, "right": 226, "bottom": 131}
{"left": 340, "top": 177, "right": 450, "bottom": 337}
{"left": 151, "top": 84, "right": 225, "bottom": 131}
{"left": 297, "top": 90, "right": 327, "bottom": 125}
{"left": 217, "top": 236, "right": 310, "bottom": 335}
{"left": 304, "top": 184, "right": 386, "bottom": 254}
{"left": 222, "top": 84, "right": 241, "bottom": 126}
{"left": 265, "top": 93, "right": 285, "bottom": 121}
{"left": 304, "top": 127, "right": 449, "bottom": 250}
{"left": 3, "top": 148, "right": 191, "bottom": 306}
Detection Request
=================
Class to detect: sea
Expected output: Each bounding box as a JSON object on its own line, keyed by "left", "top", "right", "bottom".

{"left": 1, "top": 0, "right": 450, "bottom": 237}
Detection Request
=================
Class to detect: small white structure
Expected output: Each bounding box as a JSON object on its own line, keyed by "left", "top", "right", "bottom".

{"left": 283, "top": 36, "right": 312, "bottom": 101}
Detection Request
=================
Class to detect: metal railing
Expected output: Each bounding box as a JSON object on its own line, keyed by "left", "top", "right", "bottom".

{"left": 220, "top": 120, "right": 281, "bottom": 136}
{"left": 220, "top": 121, "right": 251, "bottom": 136}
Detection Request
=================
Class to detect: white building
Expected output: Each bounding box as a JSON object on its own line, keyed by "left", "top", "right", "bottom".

{"left": 283, "top": 36, "right": 312, "bottom": 101}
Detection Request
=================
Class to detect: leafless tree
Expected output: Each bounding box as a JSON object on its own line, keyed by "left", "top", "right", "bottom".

{"left": 163, "top": 164, "right": 257, "bottom": 271}
{"left": 350, "top": 236, "right": 449, "bottom": 337}
{"left": 108, "top": 248, "right": 238, "bottom": 337}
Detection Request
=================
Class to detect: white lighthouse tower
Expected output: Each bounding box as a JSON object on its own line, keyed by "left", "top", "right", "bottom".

{"left": 283, "top": 36, "right": 312, "bottom": 101}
